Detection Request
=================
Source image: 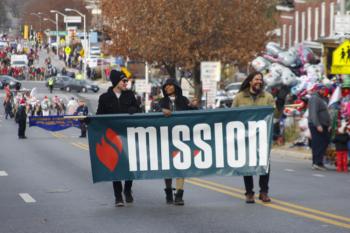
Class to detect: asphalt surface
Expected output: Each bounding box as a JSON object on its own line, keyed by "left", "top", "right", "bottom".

{"left": 0, "top": 80, "right": 350, "bottom": 233}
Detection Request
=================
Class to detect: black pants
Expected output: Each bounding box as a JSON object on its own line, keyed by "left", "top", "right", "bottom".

{"left": 80, "top": 122, "right": 87, "bottom": 137}
{"left": 308, "top": 124, "right": 330, "bottom": 166}
{"left": 18, "top": 120, "right": 26, "bottom": 137}
{"left": 113, "top": 180, "right": 132, "bottom": 198}
{"left": 244, "top": 173, "right": 270, "bottom": 195}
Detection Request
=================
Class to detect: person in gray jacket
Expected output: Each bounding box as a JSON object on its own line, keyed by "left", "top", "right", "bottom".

{"left": 307, "top": 84, "right": 331, "bottom": 170}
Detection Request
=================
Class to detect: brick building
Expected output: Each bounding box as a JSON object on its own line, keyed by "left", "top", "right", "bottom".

{"left": 276, "top": 0, "right": 338, "bottom": 49}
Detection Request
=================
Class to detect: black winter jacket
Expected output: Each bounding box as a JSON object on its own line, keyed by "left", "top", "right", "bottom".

{"left": 159, "top": 78, "right": 194, "bottom": 111}
{"left": 15, "top": 105, "right": 27, "bottom": 124}
{"left": 96, "top": 87, "right": 140, "bottom": 115}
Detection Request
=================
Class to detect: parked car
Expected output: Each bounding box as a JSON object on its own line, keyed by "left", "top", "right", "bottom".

{"left": 0, "top": 75, "right": 21, "bottom": 89}
{"left": 201, "top": 90, "right": 233, "bottom": 109}
{"left": 225, "top": 82, "right": 241, "bottom": 98}
{"left": 64, "top": 79, "right": 99, "bottom": 93}
{"left": 45, "top": 75, "right": 73, "bottom": 89}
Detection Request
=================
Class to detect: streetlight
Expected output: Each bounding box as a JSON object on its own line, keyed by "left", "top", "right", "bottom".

{"left": 30, "top": 13, "right": 42, "bottom": 32}
{"left": 50, "top": 10, "right": 68, "bottom": 30}
{"left": 65, "top": 8, "right": 87, "bottom": 79}
{"left": 50, "top": 10, "right": 68, "bottom": 60}
{"left": 43, "top": 17, "right": 59, "bottom": 57}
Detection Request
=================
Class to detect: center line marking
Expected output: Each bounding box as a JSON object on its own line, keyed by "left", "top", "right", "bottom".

{"left": 0, "top": 171, "right": 8, "bottom": 176}
{"left": 19, "top": 193, "right": 36, "bottom": 203}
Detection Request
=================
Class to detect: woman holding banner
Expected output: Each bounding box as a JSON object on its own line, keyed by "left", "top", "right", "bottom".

{"left": 159, "top": 78, "right": 199, "bottom": 205}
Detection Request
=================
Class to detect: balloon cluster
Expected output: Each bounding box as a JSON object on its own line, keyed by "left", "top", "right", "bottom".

{"left": 252, "top": 42, "right": 322, "bottom": 91}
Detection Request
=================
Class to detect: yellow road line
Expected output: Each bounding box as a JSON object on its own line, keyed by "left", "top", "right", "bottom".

{"left": 51, "top": 132, "right": 66, "bottom": 139}
{"left": 71, "top": 142, "right": 88, "bottom": 151}
{"left": 186, "top": 179, "right": 350, "bottom": 229}
{"left": 189, "top": 178, "right": 350, "bottom": 223}
{"left": 77, "top": 142, "right": 89, "bottom": 149}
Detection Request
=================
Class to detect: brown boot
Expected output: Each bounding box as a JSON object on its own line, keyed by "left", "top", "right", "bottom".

{"left": 259, "top": 193, "right": 271, "bottom": 203}
{"left": 245, "top": 194, "right": 255, "bottom": 204}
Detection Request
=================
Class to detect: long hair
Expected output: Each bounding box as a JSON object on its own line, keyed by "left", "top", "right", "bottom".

{"left": 238, "top": 71, "right": 264, "bottom": 92}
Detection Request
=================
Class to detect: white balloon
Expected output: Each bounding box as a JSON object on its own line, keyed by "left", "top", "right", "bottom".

{"left": 266, "top": 42, "right": 284, "bottom": 57}
{"left": 252, "top": 56, "right": 271, "bottom": 72}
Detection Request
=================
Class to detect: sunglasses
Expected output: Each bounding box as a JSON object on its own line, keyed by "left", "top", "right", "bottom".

{"left": 122, "top": 79, "right": 129, "bottom": 83}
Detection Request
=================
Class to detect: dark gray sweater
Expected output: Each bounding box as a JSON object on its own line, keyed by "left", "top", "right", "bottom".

{"left": 307, "top": 93, "right": 331, "bottom": 127}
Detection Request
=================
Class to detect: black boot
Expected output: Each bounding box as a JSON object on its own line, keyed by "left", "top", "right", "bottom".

{"left": 115, "top": 193, "right": 124, "bottom": 207}
{"left": 124, "top": 190, "right": 134, "bottom": 203}
{"left": 174, "top": 189, "right": 184, "bottom": 206}
{"left": 164, "top": 188, "right": 174, "bottom": 204}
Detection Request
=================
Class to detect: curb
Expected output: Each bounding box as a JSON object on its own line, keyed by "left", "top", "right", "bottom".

{"left": 271, "top": 148, "right": 312, "bottom": 160}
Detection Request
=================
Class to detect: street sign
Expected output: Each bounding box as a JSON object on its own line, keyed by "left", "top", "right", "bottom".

{"left": 65, "top": 46, "right": 71, "bottom": 56}
{"left": 331, "top": 40, "right": 350, "bottom": 74}
{"left": 135, "top": 79, "right": 148, "bottom": 93}
{"left": 201, "top": 62, "right": 221, "bottom": 108}
{"left": 64, "top": 16, "right": 82, "bottom": 24}
{"left": 334, "top": 15, "right": 350, "bottom": 35}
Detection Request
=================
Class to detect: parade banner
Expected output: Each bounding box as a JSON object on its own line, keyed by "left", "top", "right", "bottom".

{"left": 29, "top": 116, "right": 81, "bottom": 131}
{"left": 87, "top": 107, "right": 274, "bottom": 183}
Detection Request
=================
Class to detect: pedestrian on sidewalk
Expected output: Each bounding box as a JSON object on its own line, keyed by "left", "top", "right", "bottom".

{"left": 332, "top": 120, "right": 349, "bottom": 172}
{"left": 158, "top": 78, "right": 199, "bottom": 206}
{"left": 96, "top": 70, "right": 140, "bottom": 207}
{"left": 308, "top": 84, "right": 331, "bottom": 171}
{"left": 232, "top": 71, "right": 275, "bottom": 204}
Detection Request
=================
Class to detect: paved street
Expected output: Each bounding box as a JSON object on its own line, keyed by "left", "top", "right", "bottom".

{"left": 0, "top": 82, "right": 349, "bottom": 233}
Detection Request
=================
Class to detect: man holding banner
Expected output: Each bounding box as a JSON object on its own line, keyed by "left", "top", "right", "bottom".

{"left": 96, "top": 69, "right": 140, "bottom": 207}
{"left": 232, "top": 71, "right": 275, "bottom": 204}
{"left": 159, "top": 78, "right": 199, "bottom": 205}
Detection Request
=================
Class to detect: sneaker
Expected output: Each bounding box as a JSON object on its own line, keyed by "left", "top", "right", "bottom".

{"left": 259, "top": 193, "right": 271, "bottom": 203}
{"left": 245, "top": 194, "right": 255, "bottom": 204}
{"left": 312, "top": 164, "right": 327, "bottom": 171}
{"left": 124, "top": 191, "right": 134, "bottom": 203}
{"left": 115, "top": 196, "right": 124, "bottom": 207}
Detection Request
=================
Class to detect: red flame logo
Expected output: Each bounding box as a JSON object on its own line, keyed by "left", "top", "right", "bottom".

{"left": 193, "top": 149, "right": 200, "bottom": 157}
{"left": 96, "top": 129, "right": 123, "bottom": 172}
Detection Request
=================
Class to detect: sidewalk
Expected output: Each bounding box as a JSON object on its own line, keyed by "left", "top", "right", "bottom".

{"left": 271, "top": 144, "right": 312, "bottom": 160}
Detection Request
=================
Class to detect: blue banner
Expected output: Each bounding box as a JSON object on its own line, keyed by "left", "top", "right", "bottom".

{"left": 29, "top": 115, "right": 81, "bottom": 132}
{"left": 87, "top": 107, "right": 274, "bottom": 183}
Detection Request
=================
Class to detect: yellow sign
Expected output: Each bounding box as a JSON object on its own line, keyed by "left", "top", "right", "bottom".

{"left": 331, "top": 40, "right": 350, "bottom": 74}
{"left": 23, "top": 25, "right": 29, "bottom": 40}
{"left": 65, "top": 46, "right": 71, "bottom": 55}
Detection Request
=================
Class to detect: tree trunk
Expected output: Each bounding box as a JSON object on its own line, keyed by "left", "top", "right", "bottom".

{"left": 193, "top": 63, "right": 202, "bottom": 100}
{"left": 163, "top": 62, "right": 176, "bottom": 79}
